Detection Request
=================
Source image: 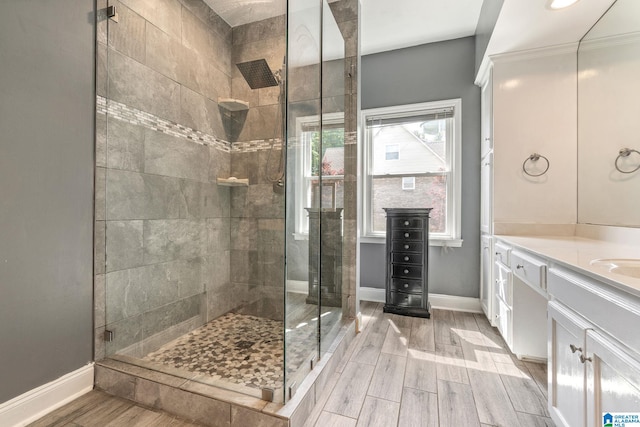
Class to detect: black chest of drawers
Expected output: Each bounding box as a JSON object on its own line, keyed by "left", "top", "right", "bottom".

{"left": 383, "top": 208, "right": 432, "bottom": 318}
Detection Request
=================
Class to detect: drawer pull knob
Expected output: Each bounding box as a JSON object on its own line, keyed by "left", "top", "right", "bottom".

{"left": 404, "top": 283, "right": 409, "bottom": 288}
{"left": 404, "top": 256, "right": 409, "bottom": 261}
{"left": 404, "top": 244, "right": 410, "bottom": 249}
{"left": 495, "top": 252, "right": 500, "bottom": 256}
{"left": 404, "top": 233, "right": 410, "bottom": 238}
{"left": 404, "top": 220, "right": 410, "bottom": 225}
{"left": 516, "top": 264, "right": 524, "bottom": 269}
{"left": 580, "top": 354, "right": 592, "bottom": 364}
{"left": 404, "top": 269, "right": 409, "bottom": 274}
{"left": 569, "top": 344, "right": 582, "bottom": 354}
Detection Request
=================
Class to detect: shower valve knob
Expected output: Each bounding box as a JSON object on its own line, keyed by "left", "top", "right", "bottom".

{"left": 404, "top": 256, "right": 409, "bottom": 261}
{"left": 404, "top": 221, "right": 410, "bottom": 225}
{"left": 404, "top": 269, "right": 409, "bottom": 274}
{"left": 404, "top": 233, "right": 410, "bottom": 238}
{"left": 404, "top": 244, "right": 409, "bottom": 249}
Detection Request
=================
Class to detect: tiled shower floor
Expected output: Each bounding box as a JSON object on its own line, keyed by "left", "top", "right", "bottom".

{"left": 141, "top": 299, "right": 342, "bottom": 391}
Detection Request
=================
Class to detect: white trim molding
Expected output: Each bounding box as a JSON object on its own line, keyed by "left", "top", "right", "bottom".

{"left": 359, "top": 286, "right": 482, "bottom": 313}
{"left": 0, "top": 363, "right": 94, "bottom": 427}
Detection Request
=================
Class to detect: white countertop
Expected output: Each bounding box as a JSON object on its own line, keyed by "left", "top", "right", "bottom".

{"left": 495, "top": 235, "right": 640, "bottom": 298}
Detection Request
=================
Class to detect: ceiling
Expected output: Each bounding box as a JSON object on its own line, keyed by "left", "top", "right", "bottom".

{"left": 204, "top": 0, "right": 617, "bottom": 61}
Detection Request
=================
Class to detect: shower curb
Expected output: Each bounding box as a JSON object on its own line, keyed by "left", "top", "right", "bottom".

{"left": 94, "top": 318, "right": 357, "bottom": 427}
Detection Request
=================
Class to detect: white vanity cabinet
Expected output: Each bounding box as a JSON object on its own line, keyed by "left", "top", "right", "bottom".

{"left": 548, "top": 267, "right": 640, "bottom": 427}
{"left": 480, "top": 235, "right": 493, "bottom": 321}
{"left": 492, "top": 241, "right": 548, "bottom": 360}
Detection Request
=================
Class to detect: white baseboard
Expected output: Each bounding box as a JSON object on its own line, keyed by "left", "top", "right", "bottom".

{"left": 359, "top": 286, "right": 482, "bottom": 313}
{"left": 0, "top": 363, "right": 94, "bottom": 427}
{"left": 287, "top": 280, "right": 308, "bottom": 294}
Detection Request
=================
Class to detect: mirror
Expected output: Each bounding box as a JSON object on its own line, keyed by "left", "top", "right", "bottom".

{"left": 578, "top": 0, "right": 640, "bottom": 226}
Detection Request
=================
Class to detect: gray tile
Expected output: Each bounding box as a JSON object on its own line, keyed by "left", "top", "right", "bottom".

{"left": 180, "top": 0, "right": 232, "bottom": 43}
{"left": 398, "top": 389, "right": 438, "bottom": 427}
{"left": 232, "top": 15, "right": 285, "bottom": 46}
{"left": 106, "top": 118, "right": 145, "bottom": 172}
{"left": 328, "top": 0, "right": 358, "bottom": 24}
{"left": 230, "top": 184, "right": 285, "bottom": 219}
{"left": 237, "top": 105, "right": 280, "bottom": 141}
{"left": 182, "top": 8, "right": 231, "bottom": 75}
{"left": 106, "top": 268, "right": 150, "bottom": 323}
{"left": 95, "top": 167, "right": 107, "bottom": 220}
{"left": 180, "top": 85, "right": 224, "bottom": 138}
{"left": 179, "top": 179, "right": 230, "bottom": 219}
{"left": 97, "top": 42, "right": 108, "bottom": 98}
{"left": 120, "top": 0, "right": 182, "bottom": 39}
{"left": 106, "top": 169, "right": 185, "bottom": 220}
{"left": 108, "top": 49, "right": 181, "bottom": 123}
{"left": 178, "top": 45, "right": 232, "bottom": 103}
{"left": 355, "top": 396, "right": 399, "bottom": 427}
{"left": 313, "top": 412, "right": 356, "bottom": 427}
{"left": 95, "top": 220, "right": 106, "bottom": 275}
{"left": 209, "top": 147, "right": 231, "bottom": 182}
{"left": 468, "top": 368, "right": 520, "bottom": 426}
{"left": 207, "top": 218, "right": 231, "bottom": 253}
{"left": 95, "top": 365, "right": 136, "bottom": 400}
{"left": 437, "top": 380, "right": 481, "bottom": 427}
{"left": 108, "top": 0, "right": 146, "bottom": 63}
{"left": 96, "top": 112, "right": 107, "bottom": 167}
{"left": 404, "top": 349, "right": 437, "bottom": 393}
{"left": 231, "top": 406, "right": 287, "bottom": 427}
{"left": 435, "top": 343, "right": 469, "bottom": 384}
{"left": 367, "top": 353, "right": 406, "bottom": 402}
{"left": 145, "top": 22, "right": 181, "bottom": 81}
{"left": 143, "top": 293, "right": 203, "bottom": 337}
{"left": 134, "top": 378, "right": 231, "bottom": 426}
{"left": 106, "top": 220, "right": 144, "bottom": 272}
{"left": 95, "top": 274, "right": 106, "bottom": 329}
{"left": 230, "top": 218, "right": 257, "bottom": 251}
{"left": 202, "top": 251, "right": 230, "bottom": 294}
{"left": 144, "top": 129, "right": 209, "bottom": 182}
{"left": 324, "top": 362, "right": 374, "bottom": 418}
{"left": 143, "top": 219, "right": 207, "bottom": 264}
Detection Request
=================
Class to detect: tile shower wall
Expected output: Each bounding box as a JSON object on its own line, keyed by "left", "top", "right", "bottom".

{"left": 229, "top": 16, "right": 287, "bottom": 321}
{"left": 95, "top": 0, "right": 235, "bottom": 359}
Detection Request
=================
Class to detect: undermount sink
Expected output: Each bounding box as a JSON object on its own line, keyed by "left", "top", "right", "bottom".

{"left": 590, "top": 259, "right": 640, "bottom": 279}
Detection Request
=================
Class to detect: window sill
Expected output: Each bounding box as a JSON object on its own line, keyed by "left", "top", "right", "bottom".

{"left": 360, "top": 236, "right": 463, "bottom": 248}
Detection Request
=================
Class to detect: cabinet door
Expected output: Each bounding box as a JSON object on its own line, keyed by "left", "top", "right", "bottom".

{"left": 481, "top": 72, "right": 493, "bottom": 157}
{"left": 480, "top": 235, "right": 493, "bottom": 319}
{"left": 548, "top": 301, "right": 590, "bottom": 427}
{"left": 585, "top": 330, "right": 640, "bottom": 427}
{"left": 480, "top": 152, "right": 493, "bottom": 234}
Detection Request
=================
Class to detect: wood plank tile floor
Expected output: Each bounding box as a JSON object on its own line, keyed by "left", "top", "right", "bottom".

{"left": 31, "top": 302, "right": 554, "bottom": 427}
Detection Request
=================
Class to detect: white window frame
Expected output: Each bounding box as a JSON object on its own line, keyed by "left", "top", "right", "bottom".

{"left": 294, "top": 112, "right": 345, "bottom": 239}
{"left": 360, "top": 99, "right": 463, "bottom": 247}
{"left": 402, "top": 176, "right": 416, "bottom": 190}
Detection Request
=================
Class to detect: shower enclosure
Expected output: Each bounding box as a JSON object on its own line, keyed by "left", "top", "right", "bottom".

{"left": 94, "top": 0, "right": 358, "bottom": 406}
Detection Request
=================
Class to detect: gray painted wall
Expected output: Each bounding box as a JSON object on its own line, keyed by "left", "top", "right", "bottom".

{"left": 0, "top": 0, "right": 95, "bottom": 403}
{"left": 360, "top": 37, "right": 481, "bottom": 298}
{"left": 475, "top": 0, "right": 504, "bottom": 76}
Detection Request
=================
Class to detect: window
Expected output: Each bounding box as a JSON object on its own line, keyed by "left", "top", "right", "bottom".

{"left": 385, "top": 144, "right": 399, "bottom": 160}
{"left": 402, "top": 177, "right": 415, "bottom": 190}
{"left": 362, "top": 99, "right": 462, "bottom": 246}
{"left": 294, "top": 114, "right": 345, "bottom": 236}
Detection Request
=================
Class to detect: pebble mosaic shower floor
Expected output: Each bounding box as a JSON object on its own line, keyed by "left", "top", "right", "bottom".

{"left": 142, "top": 311, "right": 327, "bottom": 390}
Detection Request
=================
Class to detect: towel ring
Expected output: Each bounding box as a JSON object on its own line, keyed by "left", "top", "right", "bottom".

{"left": 615, "top": 148, "right": 640, "bottom": 174}
{"left": 522, "top": 153, "right": 549, "bottom": 177}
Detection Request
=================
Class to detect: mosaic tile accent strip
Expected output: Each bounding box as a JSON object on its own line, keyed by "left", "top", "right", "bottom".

{"left": 96, "top": 95, "right": 231, "bottom": 153}
{"left": 231, "top": 139, "right": 283, "bottom": 153}
{"left": 344, "top": 131, "right": 357, "bottom": 145}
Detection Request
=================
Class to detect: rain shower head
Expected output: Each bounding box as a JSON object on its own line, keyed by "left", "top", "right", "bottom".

{"left": 236, "top": 59, "right": 279, "bottom": 89}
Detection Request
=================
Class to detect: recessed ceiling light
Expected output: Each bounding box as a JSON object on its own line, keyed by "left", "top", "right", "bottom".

{"left": 549, "top": 0, "right": 580, "bottom": 10}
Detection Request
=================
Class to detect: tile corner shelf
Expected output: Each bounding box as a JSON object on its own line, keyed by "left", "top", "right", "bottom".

{"left": 217, "top": 98, "right": 249, "bottom": 112}
{"left": 217, "top": 177, "right": 249, "bottom": 187}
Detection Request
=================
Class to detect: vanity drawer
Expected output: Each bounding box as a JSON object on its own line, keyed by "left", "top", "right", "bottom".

{"left": 390, "top": 278, "right": 423, "bottom": 294}
{"left": 494, "top": 261, "right": 512, "bottom": 307}
{"left": 388, "top": 291, "right": 423, "bottom": 308}
{"left": 392, "top": 241, "right": 423, "bottom": 253}
{"left": 512, "top": 250, "right": 547, "bottom": 292}
{"left": 392, "top": 229, "right": 423, "bottom": 241}
{"left": 495, "top": 242, "right": 511, "bottom": 267}
{"left": 391, "top": 217, "right": 425, "bottom": 230}
{"left": 392, "top": 252, "right": 423, "bottom": 265}
{"left": 392, "top": 264, "right": 423, "bottom": 279}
